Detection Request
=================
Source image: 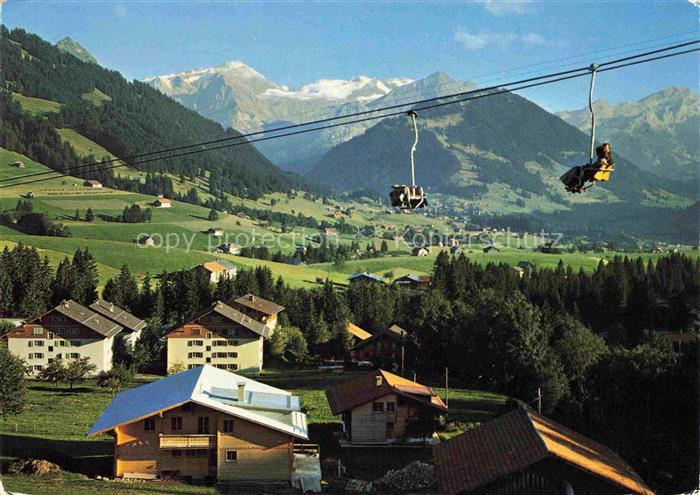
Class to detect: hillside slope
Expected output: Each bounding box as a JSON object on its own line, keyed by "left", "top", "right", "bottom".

{"left": 557, "top": 87, "right": 699, "bottom": 180}
{"left": 0, "top": 27, "right": 316, "bottom": 199}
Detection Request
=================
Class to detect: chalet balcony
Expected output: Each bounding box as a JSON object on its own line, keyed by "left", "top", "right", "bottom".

{"left": 159, "top": 434, "right": 216, "bottom": 449}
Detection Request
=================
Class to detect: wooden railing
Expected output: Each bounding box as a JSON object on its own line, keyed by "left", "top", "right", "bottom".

{"left": 294, "top": 443, "right": 320, "bottom": 456}
{"left": 159, "top": 434, "right": 215, "bottom": 449}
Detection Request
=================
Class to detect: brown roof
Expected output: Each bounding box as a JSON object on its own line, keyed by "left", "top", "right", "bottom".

{"left": 89, "top": 299, "right": 146, "bottom": 333}
{"left": 164, "top": 300, "right": 271, "bottom": 339}
{"left": 346, "top": 322, "right": 372, "bottom": 341}
{"left": 232, "top": 293, "right": 285, "bottom": 316}
{"left": 433, "top": 407, "right": 655, "bottom": 495}
{"left": 352, "top": 325, "right": 405, "bottom": 350}
{"left": 325, "top": 369, "right": 447, "bottom": 415}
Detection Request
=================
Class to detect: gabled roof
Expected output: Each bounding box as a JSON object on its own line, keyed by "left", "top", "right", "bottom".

{"left": 88, "top": 365, "right": 307, "bottom": 439}
{"left": 433, "top": 407, "right": 654, "bottom": 495}
{"left": 348, "top": 272, "right": 382, "bottom": 282}
{"left": 325, "top": 369, "right": 447, "bottom": 415}
{"left": 394, "top": 274, "right": 431, "bottom": 284}
{"left": 164, "top": 301, "right": 271, "bottom": 339}
{"left": 352, "top": 325, "right": 405, "bottom": 350}
{"left": 346, "top": 322, "right": 372, "bottom": 341}
{"left": 89, "top": 299, "right": 146, "bottom": 333}
{"left": 233, "top": 293, "right": 285, "bottom": 316}
{"left": 53, "top": 300, "right": 122, "bottom": 338}
{"left": 200, "top": 259, "right": 236, "bottom": 273}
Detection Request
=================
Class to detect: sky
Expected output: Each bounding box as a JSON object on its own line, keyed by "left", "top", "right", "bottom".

{"left": 1, "top": 0, "right": 698, "bottom": 111}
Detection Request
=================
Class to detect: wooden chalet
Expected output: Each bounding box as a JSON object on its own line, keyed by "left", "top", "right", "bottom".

{"left": 165, "top": 301, "right": 271, "bottom": 374}
{"left": 325, "top": 369, "right": 447, "bottom": 445}
{"left": 89, "top": 298, "right": 146, "bottom": 349}
{"left": 2, "top": 299, "right": 122, "bottom": 375}
{"left": 230, "top": 293, "right": 284, "bottom": 331}
{"left": 154, "top": 197, "right": 172, "bottom": 208}
{"left": 350, "top": 324, "right": 407, "bottom": 369}
{"left": 88, "top": 365, "right": 319, "bottom": 489}
{"left": 433, "top": 407, "right": 655, "bottom": 495}
{"left": 393, "top": 274, "right": 431, "bottom": 289}
{"left": 83, "top": 179, "right": 103, "bottom": 188}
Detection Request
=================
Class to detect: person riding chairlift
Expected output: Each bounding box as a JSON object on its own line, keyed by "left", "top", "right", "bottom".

{"left": 561, "top": 142, "right": 614, "bottom": 193}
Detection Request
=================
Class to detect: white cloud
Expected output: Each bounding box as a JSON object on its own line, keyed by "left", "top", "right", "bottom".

{"left": 114, "top": 3, "right": 127, "bottom": 18}
{"left": 454, "top": 28, "right": 544, "bottom": 50}
{"left": 454, "top": 29, "right": 516, "bottom": 51}
{"left": 477, "top": 0, "right": 533, "bottom": 15}
{"left": 522, "top": 32, "right": 545, "bottom": 45}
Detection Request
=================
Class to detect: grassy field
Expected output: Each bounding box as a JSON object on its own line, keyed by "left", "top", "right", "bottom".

{"left": 56, "top": 129, "right": 121, "bottom": 162}
{"left": 12, "top": 92, "right": 62, "bottom": 115}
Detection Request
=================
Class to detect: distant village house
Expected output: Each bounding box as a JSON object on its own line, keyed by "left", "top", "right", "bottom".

{"left": 84, "top": 179, "right": 103, "bottom": 188}
{"left": 194, "top": 259, "right": 237, "bottom": 284}
{"left": 154, "top": 197, "right": 172, "bottom": 208}
{"left": 230, "top": 293, "right": 285, "bottom": 331}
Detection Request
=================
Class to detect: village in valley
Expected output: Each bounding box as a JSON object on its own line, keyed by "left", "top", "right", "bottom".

{"left": 0, "top": 2, "right": 699, "bottom": 495}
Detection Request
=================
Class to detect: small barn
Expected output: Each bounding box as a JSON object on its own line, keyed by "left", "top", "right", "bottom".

{"left": 347, "top": 272, "right": 383, "bottom": 285}
{"left": 136, "top": 235, "right": 155, "bottom": 246}
{"left": 412, "top": 246, "right": 430, "bottom": 257}
{"left": 154, "top": 197, "right": 172, "bottom": 208}
{"left": 393, "top": 274, "right": 431, "bottom": 289}
{"left": 433, "top": 407, "right": 654, "bottom": 495}
{"left": 350, "top": 324, "right": 407, "bottom": 369}
{"left": 84, "top": 179, "right": 103, "bottom": 188}
{"left": 11, "top": 160, "right": 25, "bottom": 168}
{"left": 208, "top": 227, "right": 225, "bottom": 237}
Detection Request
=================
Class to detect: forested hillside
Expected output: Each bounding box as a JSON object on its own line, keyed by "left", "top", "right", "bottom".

{"left": 0, "top": 27, "right": 316, "bottom": 199}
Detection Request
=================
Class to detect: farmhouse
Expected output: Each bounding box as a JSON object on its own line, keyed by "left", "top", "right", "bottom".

{"left": 11, "top": 160, "right": 25, "bottom": 168}
{"left": 231, "top": 293, "right": 285, "bottom": 331}
{"left": 154, "top": 197, "right": 172, "bottom": 208}
{"left": 89, "top": 298, "right": 146, "bottom": 349}
{"left": 88, "top": 365, "right": 319, "bottom": 488}
{"left": 2, "top": 299, "right": 122, "bottom": 375}
{"left": 433, "top": 407, "right": 654, "bottom": 495}
{"left": 195, "top": 259, "right": 237, "bottom": 284}
{"left": 351, "top": 324, "right": 406, "bottom": 369}
{"left": 84, "top": 179, "right": 103, "bottom": 188}
{"left": 412, "top": 246, "right": 430, "bottom": 257}
{"left": 165, "top": 300, "right": 271, "bottom": 374}
{"left": 348, "top": 272, "right": 383, "bottom": 285}
{"left": 325, "top": 369, "right": 447, "bottom": 445}
{"left": 219, "top": 243, "right": 241, "bottom": 255}
{"left": 208, "top": 227, "right": 225, "bottom": 237}
{"left": 393, "top": 274, "right": 431, "bottom": 289}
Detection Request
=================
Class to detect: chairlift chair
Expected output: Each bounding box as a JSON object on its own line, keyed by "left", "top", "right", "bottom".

{"left": 390, "top": 111, "right": 427, "bottom": 209}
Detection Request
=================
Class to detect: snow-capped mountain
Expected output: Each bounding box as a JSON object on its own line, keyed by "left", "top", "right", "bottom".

{"left": 145, "top": 62, "right": 470, "bottom": 170}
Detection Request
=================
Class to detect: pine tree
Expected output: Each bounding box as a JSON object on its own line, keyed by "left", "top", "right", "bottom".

{"left": 208, "top": 209, "right": 219, "bottom": 221}
{"left": 85, "top": 208, "right": 95, "bottom": 222}
{"left": 51, "top": 257, "right": 79, "bottom": 305}
{"left": 74, "top": 208, "right": 80, "bottom": 221}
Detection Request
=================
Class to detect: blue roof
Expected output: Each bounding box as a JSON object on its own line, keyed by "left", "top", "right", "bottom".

{"left": 348, "top": 272, "right": 382, "bottom": 282}
{"left": 88, "top": 366, "right": 200, "bottom": 436}
{"left": 88, "top": 365, "right": 308, "bottom": 439}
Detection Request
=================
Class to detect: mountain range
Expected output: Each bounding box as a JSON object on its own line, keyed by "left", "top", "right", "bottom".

{"left": 557, "top": 87, "right": 699, "bottom": 180}
{"left": 145, "top": 64, "right": 472, "bottom": 170}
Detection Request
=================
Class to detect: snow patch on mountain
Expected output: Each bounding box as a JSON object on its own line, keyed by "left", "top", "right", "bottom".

{"left": 262, "top": 76, "right": 413, "bottom": 101}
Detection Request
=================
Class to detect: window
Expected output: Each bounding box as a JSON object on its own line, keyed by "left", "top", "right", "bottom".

{"left": 197, "top": 416, "right": 209, "bottom": 434}
{"left": 225, "top": 451, "right": 237, "bottom": 463}
{"left": 205, "top": 332, "right": 212, "bottom": 339}
{"left": 32, "top": 327, "right": 43, "bottom": 335}
{"left": 227, "top": 364, "right": 238, "bottom": 371}
{"left": 187, "top": 340, "right": 203, "bottom": 347}
{"left": 223, "top": 419, "right": 234, "bottom": 433}
{"left": 171, "top": 417, "right": 182, "bottom": 431}
{"left": 228, "top": 352, "right": 238, "bottom": 359}
{"left": 33, "top": 365, "right": 43, "bottom": 371}
{"left": 172, "top": 450, "right": 182, "bottom": 458}
{"left": 34, "top": 340, "right": 44, "bottom": 347}
{"left": 386, "top": 402, "right": 396, "bottom": 413}
{"left": 205, "top": 358, "right": 211, "bottom": 364}
{"left": 144, "top": 417, "right": 156, "bottom": 431}
{"left": 187, "top": 364, "right": 197, "bottom": 369}
{"left": 192, "top": 328, "right": 201, "bottom": 336}
{"left": 188, "top": 352, "right": 204, "bottom": 359}
{"left": 55, "top": 354, "right": 62, "bottom": 359}
{"left": 29, "top": 353, "right": 44, "bottom": 360}
{"left": 372, "top": 402, "right": 385, "bottom": 413}
{"left": 196, "top": 450, "right": 208, "bottom": 457}
{"left": 213, "top": 340, "right": 227, "bottom": 347}
{"left": 47, "top": 332, "right": 54, "bottom": 339}
{"left": 68, "top": 353, "right": 80, "bottom": 359}
{"left": 185, "top": 450, "right": 197, "bottom": 458}
{"left": 229, "top": 339, "right": 239, "bottom": 346}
